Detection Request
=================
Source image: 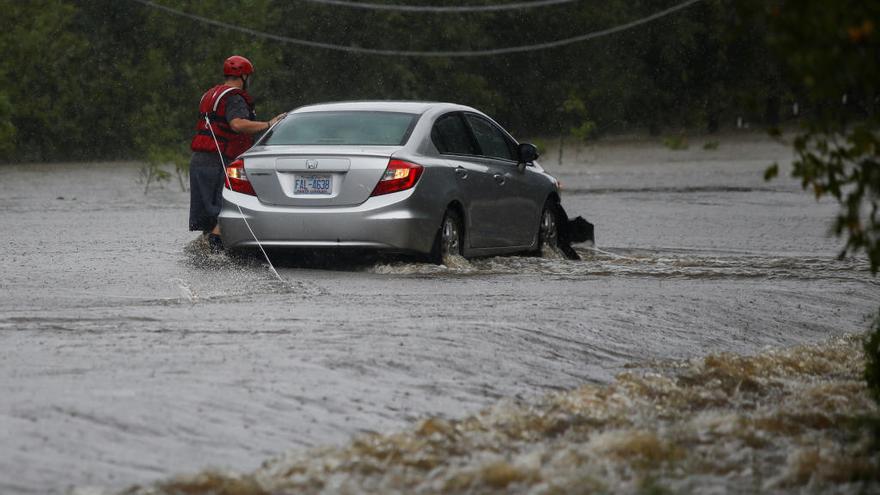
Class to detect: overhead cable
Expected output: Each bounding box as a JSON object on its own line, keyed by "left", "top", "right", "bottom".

{"left": 297, "top": 0, "right": 579, "bottom": 13}
{"left": 129, "top": 0, "right": 705, "bottom": 57}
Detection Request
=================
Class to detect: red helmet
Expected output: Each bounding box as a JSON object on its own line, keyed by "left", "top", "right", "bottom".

{"left": 223, "top": 55, "right": 254, "bottom": 77}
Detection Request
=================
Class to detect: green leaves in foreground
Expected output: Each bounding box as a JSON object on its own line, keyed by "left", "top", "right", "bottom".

{"left": 763, "top": 0, "right": 880, "bottom": 274}
{"left": 789, "top": 125, "right": 880, "bottom": 272}
{"left": 761, "top": 1, "right": 880, "bottom": 409}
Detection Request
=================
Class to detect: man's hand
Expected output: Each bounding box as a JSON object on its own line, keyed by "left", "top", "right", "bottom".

{"left": 268, "top": 112, "right": 287, "bottom": 127}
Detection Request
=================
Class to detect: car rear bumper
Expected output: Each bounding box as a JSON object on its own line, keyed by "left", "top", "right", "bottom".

{"left": 218, "top": 189, "right": 439, "bottom": 254}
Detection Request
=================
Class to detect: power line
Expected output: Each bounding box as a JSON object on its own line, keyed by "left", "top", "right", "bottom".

{"left": 129, "top": 0, "right": 705, "bottom": 57}
{"left": 297, "top": 0, "right": 579, "bottom": 13}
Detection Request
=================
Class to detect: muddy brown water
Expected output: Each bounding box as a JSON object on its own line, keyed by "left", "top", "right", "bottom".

{"left": 1, "top": 135, "right": 877, "bottom": 494}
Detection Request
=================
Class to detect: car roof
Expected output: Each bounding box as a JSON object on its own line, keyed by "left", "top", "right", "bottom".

{"left": 290, "top": 101, "right": 474, "bottom": 115}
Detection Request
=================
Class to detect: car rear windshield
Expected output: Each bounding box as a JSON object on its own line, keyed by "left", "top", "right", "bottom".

{"left": 262, "top": 111, "right": 419, "bottom": 146}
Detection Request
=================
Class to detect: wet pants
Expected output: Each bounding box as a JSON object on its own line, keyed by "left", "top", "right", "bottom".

{"left": 189, "top": 151, "right": 226, "bottom": 232}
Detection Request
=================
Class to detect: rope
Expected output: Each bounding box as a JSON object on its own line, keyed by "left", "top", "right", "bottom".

{"left": 297, "top": 0, "right": 579, "bottom": 13}
{"left": 203, "top": 115, "right": 284, "bottom": 282}
{"left": 129, "top": 0, "right": 705, "bottom": 57}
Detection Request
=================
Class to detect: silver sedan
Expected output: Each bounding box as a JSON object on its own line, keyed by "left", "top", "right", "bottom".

{"left": 219, "top": 101, "right": 562, "bottom": 261}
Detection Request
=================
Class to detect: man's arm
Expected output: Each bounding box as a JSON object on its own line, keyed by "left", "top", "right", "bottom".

{"left": 225, "top": 94, "right": 286, "bottom": 135}
{"left": 229, "top": 118, "right": 272, "bottom": 135}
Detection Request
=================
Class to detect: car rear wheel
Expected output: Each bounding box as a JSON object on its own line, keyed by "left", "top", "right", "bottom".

{"left": 431, "top": 208, "right": 463, "bottom": 264}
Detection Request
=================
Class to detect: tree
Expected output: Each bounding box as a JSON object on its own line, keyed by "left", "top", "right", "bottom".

{"left": 760, "top": 0, "right": 879, "bottom": 399}
{"left": 0, "top": 0, "right": 89, "bottom": 160}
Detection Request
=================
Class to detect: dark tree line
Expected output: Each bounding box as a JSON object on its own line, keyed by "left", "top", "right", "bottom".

{"left": 2, "top": 0, "right": 802, "bottom": 163}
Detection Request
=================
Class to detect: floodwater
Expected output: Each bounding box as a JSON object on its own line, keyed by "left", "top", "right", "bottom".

{"left": 1, "top": 134, "right": 878, "bottom": 494}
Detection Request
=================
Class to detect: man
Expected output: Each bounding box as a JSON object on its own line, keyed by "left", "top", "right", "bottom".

{"left": 189, "top": 55, "right": 285, "bottom": 252}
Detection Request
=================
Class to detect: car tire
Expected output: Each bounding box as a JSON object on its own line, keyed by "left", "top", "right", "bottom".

{"left": 537, "top": 199, "right": 560, "bottom": 255}
{"left": 431, "top": 208, "right": 463, "bottom": 264}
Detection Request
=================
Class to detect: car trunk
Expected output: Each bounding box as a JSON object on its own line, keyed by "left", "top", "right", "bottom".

{"left": 243, "top": 146, "right": 401, "bottom": 206}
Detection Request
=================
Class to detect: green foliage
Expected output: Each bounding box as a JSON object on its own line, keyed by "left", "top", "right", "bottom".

{"left": 531, "top": 138, "right": 548, "bottom": 158}
{"left": 0, "top": 91, "right": 15, "bottom": 155}
{"left": 756, "top": 0, "right": 880, "bottom": 407}
{"left": 761, "top": 0, "right": 880, "bottom": 274}
{"left": 867, "top": 313, "right": 880, "bottom": 404}
{"left": 142, "top": 146, "right": 190, "bottom": 194}
{"left": 0, "top": 0, "right": 89, "bottom": 160}
{"left": 663, "top": 135, "right": 689, "bottom": 151}
{"left": 702, "top": 140, "right": 720, "bottom": 150}
{"left": 561, "top": 95, "right": 597, "bottom": 144}
{"left": 570, "top": 121, "right": 597, "bottom": 143}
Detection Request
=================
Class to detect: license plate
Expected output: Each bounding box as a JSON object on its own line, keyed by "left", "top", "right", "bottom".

{"left": 294, "top": 175, "right": 332, "bottom": 195}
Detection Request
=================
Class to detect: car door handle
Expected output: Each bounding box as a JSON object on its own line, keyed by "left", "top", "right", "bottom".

{"left": 493, "top": 173, "right": 506, "bottom": 185}
{"left": 454, "top": 167, "right": 468, "bottom": 179}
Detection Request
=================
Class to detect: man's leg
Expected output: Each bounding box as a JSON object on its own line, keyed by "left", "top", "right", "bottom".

{"left": 207, "top": 168, "right": 224, "bottom": 252}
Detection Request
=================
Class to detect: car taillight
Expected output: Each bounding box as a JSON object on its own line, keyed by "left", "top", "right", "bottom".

{"left": 225, "top": 159, "right": 256, "bottom": 196}
{"left": 371, "top": 159, "right": 423, "bottom": 197}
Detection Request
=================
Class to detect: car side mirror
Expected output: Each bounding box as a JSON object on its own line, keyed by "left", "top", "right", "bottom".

{"left": 518, "top": 143, "right": 539, "bottom": 162}
{"left": 517, "top": 143, "right": 539, "bottom": 172}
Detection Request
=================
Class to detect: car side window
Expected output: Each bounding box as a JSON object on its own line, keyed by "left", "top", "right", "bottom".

{"left": 431, "top": 113, "right": 478, "bottom": 155}
{"left": 464, "top": 114, "right": 516, "bottom": 161}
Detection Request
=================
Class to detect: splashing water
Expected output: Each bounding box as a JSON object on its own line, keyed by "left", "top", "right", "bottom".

{"left": 540, "top": 244, "right": 568, "bottom": 261}
{"left": 107, "top": 335, "right": 879, "bottom": 495}
{"left": 181, "top": 236, "right": 326, "bottom": 297}
{"left": 169, "top": 278, "right": 198, "bottom": 303}
{"left": 367, "top": 246, "right": 874, "bottom": 285}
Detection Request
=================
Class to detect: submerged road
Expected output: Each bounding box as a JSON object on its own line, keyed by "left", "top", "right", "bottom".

{"left": 1, "top": 135, "right": 877, "bottom": 494}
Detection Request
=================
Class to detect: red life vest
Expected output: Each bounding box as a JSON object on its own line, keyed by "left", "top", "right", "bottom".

{"left": 191, "top": 85, "right": 256, "bottom": 161}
